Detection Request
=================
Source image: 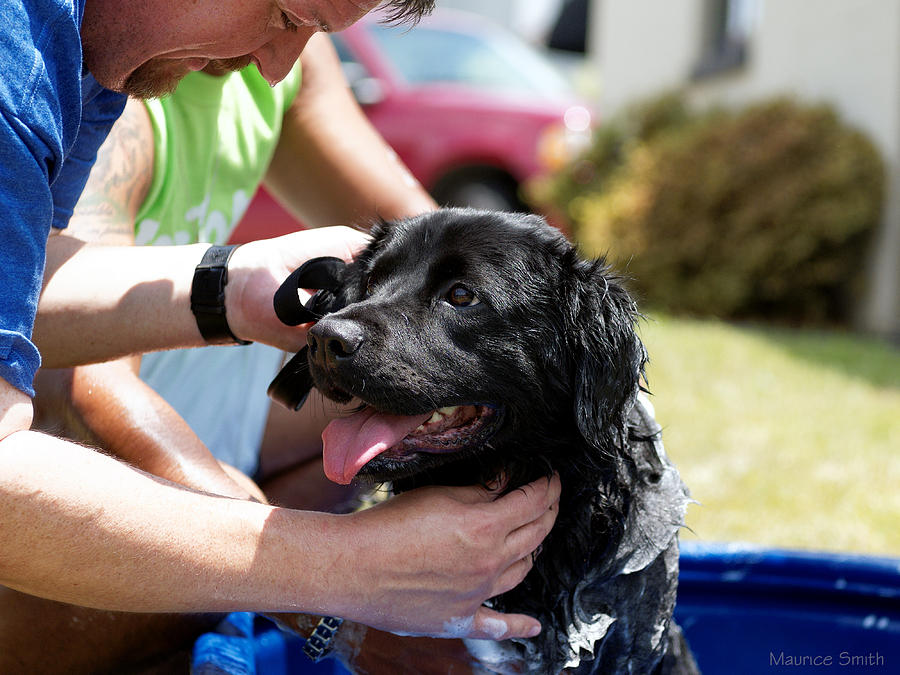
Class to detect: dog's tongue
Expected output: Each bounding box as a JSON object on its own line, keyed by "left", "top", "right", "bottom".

{"left": 322, "top": 407, "right": 433, "bottom": 484}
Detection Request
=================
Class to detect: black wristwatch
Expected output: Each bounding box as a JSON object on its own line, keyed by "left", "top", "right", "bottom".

{"left": 302, "top": 616, "right": 344, "bottom": 662}
{"left": 190, "top": 244, "right": 252, "bottom": 346}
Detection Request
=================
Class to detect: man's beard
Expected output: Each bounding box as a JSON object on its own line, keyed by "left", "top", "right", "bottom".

{"left": 123, "top": 55, "right": 253, "bottom": 98}
{"left": 122, "top": 59, "right": 188, "bottom": 99}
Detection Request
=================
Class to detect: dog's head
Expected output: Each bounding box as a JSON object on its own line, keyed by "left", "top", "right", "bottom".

{"left": 280, "top": 208, "right": 647, "bottom": 490}
{"left": 270, "top": 209, "right": 691, "bottom": 672}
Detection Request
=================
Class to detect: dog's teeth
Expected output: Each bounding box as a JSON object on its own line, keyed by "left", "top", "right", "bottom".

{"left": 417, "top": 407, "right": 459, "bottom": 432}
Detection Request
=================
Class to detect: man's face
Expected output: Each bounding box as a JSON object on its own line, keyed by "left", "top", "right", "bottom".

{"left": 85, "top": 0, "right": 382, "bottom": 98}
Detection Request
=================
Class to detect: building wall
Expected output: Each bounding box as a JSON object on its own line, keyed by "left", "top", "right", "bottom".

{"left": 594, "top": 0, "right": 706, "bottom": 114}
{"left": 594, "top": 0, "right": 900, "bottom": 335}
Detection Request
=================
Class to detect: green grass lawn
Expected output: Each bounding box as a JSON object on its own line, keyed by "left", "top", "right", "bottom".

{"left": 637, "top": 313, "right": 900, "bottom": 556}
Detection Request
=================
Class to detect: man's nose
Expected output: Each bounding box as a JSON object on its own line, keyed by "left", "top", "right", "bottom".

{"left": 253, "top": 28, "right": 316, "bottom": 86}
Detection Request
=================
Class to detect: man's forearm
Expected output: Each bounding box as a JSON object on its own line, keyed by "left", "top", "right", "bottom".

{"left": 0, "top": 429, "right": 340, "bottom": 614}
{"left": 33, "top": 360, "right": 262, "bottom": 501}
{"left": 35, "top": 226, "right": 368, "bottom": 368}
{"left": 265, "top": 33, "right": 436, "bottom": 228}
{"left": 35, "top": 239, "right": 208, "bottom": 367}
{"left": 1, "top": 370, "right": 560, "bottom": 641}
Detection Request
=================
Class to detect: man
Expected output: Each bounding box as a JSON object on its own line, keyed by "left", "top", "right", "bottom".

{"left": 0, "top": 0, "right": 560, "bottom": 670}
{"left": 42, "top": 35, "right": 429, "bottom": 507}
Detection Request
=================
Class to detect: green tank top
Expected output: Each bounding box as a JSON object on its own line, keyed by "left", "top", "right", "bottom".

{"left": 135, "top": 64, "right": 302, "bottom": 246}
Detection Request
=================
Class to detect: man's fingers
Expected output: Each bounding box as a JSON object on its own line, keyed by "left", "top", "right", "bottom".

{"left": 469, "top": 606, "right": 541, "bottom": 641}
{"left": 491, "top": 554, "right": 535, "bottom": 598}
{"left": 505, "top": 499, "right": 558, "bottom": 562}
{"left": 343, "top": 474, "right": 559, "bottom": 640}
{"left": 446, "top": 473, "right": 560, "bottom": 511}
{"left": 492, "top": 473, "right": 561, "bottom": 525}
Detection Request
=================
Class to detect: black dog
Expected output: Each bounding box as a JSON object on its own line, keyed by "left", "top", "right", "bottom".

{"left": 269, "top": 208, "right": 697, "bottom": 674}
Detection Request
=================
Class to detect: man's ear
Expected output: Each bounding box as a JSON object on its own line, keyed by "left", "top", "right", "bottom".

{"left": 565, "top": 256, "right": 647, "bottom": 449}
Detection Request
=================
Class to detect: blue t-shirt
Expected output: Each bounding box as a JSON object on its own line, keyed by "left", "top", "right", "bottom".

{"left": 0, "top": 0, "right": 126, "bottom": 396}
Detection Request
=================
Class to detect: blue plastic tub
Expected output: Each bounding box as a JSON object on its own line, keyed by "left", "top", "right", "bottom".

{"left": 675, "top": 542, "right": 900, "bottom": 674}
{"left": 192, "top": 542, "right": 900, "bottom": 674}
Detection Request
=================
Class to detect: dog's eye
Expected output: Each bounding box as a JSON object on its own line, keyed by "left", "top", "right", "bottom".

{"left": 446, "top": 283, "right": 480, "bottom": 307}
{"left": 365, "top": 276, "right": 376, "bottom": 296}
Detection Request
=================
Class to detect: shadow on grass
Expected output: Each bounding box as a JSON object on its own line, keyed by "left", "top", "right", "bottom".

{"left": 728, "top": 322, "right": 898, "bottom": 391}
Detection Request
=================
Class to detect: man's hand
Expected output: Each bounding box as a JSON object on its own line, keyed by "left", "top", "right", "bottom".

{"left": 225, "top": 226, "right": 369, "bottom": 351}
{"left": 329, "top": 475, "right": 561, "bottom": 641}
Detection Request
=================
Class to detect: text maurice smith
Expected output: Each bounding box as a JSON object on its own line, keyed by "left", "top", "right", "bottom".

{"left": 770, "top": 652, "right": 886, "bottom": 668}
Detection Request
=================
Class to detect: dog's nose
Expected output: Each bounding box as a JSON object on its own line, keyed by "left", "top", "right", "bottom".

{"left": 308, "top": 319, "right": 364, "bottom": 366}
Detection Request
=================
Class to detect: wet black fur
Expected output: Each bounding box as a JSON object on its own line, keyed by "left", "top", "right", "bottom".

{"left": 305, "top": 209, "right": 696, "bottom": 674}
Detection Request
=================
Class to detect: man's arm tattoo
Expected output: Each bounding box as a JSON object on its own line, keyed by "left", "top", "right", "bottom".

{"left": 66, "top": 99, "right": 155, "bottom": 245}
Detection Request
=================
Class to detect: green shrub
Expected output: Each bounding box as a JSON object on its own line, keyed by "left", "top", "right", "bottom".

{"left": 531, "top": 96, "right": 885, "bottom": 323}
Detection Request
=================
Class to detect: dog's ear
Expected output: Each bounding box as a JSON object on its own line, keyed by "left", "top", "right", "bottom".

{"left": 268, "top": 256, "right": 348, "bottom": 410}
{"left": 564, "top": 255, "right": 647, "bottom": 449}
{"left": 273, "top": 256, "right": 347, "bottom": 326}
{"left": 267, "top": 222, "right": 393, "bottom": 410}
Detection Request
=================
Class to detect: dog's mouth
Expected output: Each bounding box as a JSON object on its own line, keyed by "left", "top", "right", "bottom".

{"left": 321, "top": 403, "right": 501, "bottom": 484}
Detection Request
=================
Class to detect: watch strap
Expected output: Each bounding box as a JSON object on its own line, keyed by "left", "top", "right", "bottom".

{"left": 302, "top": 615, "right": 344, "bottom": 662}
{"left": 190, "top": 244, "right": 252, "bottom": 346}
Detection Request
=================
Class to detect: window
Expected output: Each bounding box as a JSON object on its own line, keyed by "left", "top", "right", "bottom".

{"left": 693, "top": 0, "right": 757, "bottom": 79}
{"left": 367, "top": 23, "right": 571, "bottom": 97}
